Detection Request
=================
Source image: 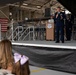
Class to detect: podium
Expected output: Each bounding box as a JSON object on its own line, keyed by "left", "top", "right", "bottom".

{"left": 46, "top": 19, "right": 54, "bottom": 41}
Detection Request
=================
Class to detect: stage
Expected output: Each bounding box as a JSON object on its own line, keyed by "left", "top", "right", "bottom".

{"left": 12, "top": 40, "right": 76, "bottom": 74}
{"left": 12, "top": 40, "right": 76, "bottom": 49}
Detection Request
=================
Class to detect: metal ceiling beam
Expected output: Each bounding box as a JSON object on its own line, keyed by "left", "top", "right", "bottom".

{"left": 8, "top": 4, "right": 41, "bottom": 11}
{"left": 42, "top": 0, "right": 51, "bottom": 6}
{"left": 39, "top": 0, "right": 58, "bottom": 10}
{"left": 0, "top": 10, "right": 9, "bottom": 19}
{"left": 0, "top": 0, "right": 27, "bottom": 5}
{"left": 0, "top": 5, "right": 8, "bottom": 9}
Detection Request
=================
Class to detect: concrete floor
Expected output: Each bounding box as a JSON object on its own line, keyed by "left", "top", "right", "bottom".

{"left": 30, "top": 66, "right": 75, "bottom": 75}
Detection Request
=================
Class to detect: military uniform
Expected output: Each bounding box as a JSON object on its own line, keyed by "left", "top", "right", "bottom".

{"left": 65, "top": 17, "right": 73, "bottom": 41}
{"left": 54, "top": 12, "right": 65, "bottom": 43}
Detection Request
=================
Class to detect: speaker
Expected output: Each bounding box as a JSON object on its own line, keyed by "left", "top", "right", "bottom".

{"left": 45, "top": 8, "right": 51, "bottom": 17}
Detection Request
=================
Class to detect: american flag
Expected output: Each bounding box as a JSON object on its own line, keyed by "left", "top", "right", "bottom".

{"left": 0, "top": 18, "right": 8, "bottom": 32}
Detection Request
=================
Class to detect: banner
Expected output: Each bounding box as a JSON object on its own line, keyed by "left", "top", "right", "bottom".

{"left": 13, "top": 45, "right": 76, "bottom": 74}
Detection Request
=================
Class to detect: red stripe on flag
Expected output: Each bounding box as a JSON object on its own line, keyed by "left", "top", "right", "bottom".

{"left": 0, "top": 18, "right": 8, "bottom": 32}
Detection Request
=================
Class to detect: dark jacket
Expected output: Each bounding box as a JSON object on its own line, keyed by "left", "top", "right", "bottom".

{"left": 54, "top": 12, "right": 65, "bottom": 26}
{"left": 65, "top": 19, "right": 72, "bottom": 29}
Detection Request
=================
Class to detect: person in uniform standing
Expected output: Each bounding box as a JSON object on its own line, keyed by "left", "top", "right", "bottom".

{"left": 65, "top": 14, "right": 73, "bottom": 41}
{"left": 54, "top": 6, "right": 65, "bottom": 43}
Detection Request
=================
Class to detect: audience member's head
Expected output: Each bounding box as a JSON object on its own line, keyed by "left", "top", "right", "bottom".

{"left": 0, "top": 39, "right": 13, "bottom": 70}
{"left": 0, "top": 39, "right": 30, "bottom": 75}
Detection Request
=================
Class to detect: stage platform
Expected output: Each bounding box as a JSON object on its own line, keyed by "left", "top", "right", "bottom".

{"left": 12, "top": 40, "right": 76, "bottom": 49}
{"left": 12, "top": 40, "right": 76, "bottom": 74}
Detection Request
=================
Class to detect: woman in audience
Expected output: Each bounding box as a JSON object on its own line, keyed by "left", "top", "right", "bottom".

{"left": 0, "top": 40, "right": 13, "bottom": 73}
{"left": 0, "top": 39, "right": 30, "bottom": 75}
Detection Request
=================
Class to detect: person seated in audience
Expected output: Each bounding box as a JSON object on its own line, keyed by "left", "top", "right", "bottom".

{"left": 14, "top": 52, "right": 30, "bottom": 75}
{"left": 0, "top": 40, "right": 13, "bottom": 73}
{"left": 0, "top": 39, "right": 30, "bottom": 75}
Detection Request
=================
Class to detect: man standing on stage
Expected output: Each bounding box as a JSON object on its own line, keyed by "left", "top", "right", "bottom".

{"left": 65, "top": 14, "right": 74, "bottom": 41}
{"left": 54, "top": 6, "right": 65, "bottom": 43}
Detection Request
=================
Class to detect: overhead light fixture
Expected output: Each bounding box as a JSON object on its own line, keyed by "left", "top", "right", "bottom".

{"left": 23, "top": 3, "right": 28, "bottom": 6}
{"left": 65, "top": 10, "right": 71, "bottom": 14}
{"left": 25, "top": 17, "right": 28, "bottom": 20}
{"left": 37, "top": 6, "right": 41, "bottom": 8}
{"left": 9, "top": 12, "right": 12, "bottom": 15}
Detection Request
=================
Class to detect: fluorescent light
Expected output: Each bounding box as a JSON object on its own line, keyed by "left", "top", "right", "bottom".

{"left": 65, "top": 10, "right": 71, "bottom": 14}
{"left": 23, "top": 3, "right": 28, "bottom": 6}
{"left": 9, "top": 12, "right": 12, "bottom": 15}
{"left": 25, "top": 18, "right": 28, "bottom": 20}
{"left": 37, "top": 6, "right": 41, "bottom": 8}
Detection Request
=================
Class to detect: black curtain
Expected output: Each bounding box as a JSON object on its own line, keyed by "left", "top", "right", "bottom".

{"left": 13, "top": 45, "right": 76, "bottom": 74}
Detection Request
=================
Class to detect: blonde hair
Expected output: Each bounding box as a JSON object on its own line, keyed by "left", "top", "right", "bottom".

{"left": 0, "top": 39, "right": 30, "bottom": 75}
{"left": 0, "top": 39, "right": 13, "bottom": 69}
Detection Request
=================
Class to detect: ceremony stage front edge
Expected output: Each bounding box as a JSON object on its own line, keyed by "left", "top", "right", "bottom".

{"left": 12, "top": 41, "right": 76, "bottom": 74}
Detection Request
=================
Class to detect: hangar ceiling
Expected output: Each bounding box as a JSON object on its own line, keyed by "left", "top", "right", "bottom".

{"left": 0, "top": 0, "right": 64, "bottom": 12}
{"left": 0, "top": 0, "right": 27, "bottom": 5}
{"left": 0, "top": 0, "right": 75, "bottom": 16}
{"left": 0, "top": 0, "right": 71, "bottom": 20}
